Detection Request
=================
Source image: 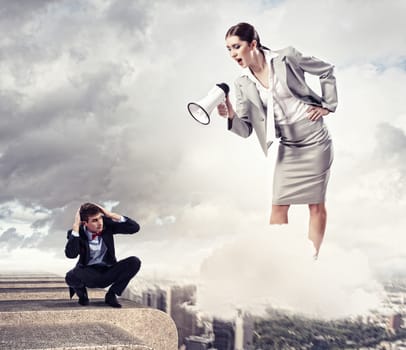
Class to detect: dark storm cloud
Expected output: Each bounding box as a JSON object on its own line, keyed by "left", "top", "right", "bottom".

{"left": 0, "top": 227, "right": 18, "bottom": 242}
{"left": 0, "top": 227, "right": 25, "bottom": 250}
{"left": 0, "top": 0, "right": 55, "bottom": 24}
{"left": 0, "top": 0, "right": 187, "bottom": 252}
{"left": 104, "top": 0, "right": 151, "bottom": 33}
{"left": 375, "top": 123, "right": 406, "bottom": 197}
{"left": 0, "top": 226, "right": 42, "bottom": 250}
{"left": 0, "top": 62, "right": 132, "bottom": 206}
{"left": 1, "top": 0, "right": 249, "bottom": 258}
{"left": 31, "top": 217, "right": 50, "bottom": 230}
{"left": 0, "top": 0, "right": 215, "bottom": 216}
{"left": 0, "top": 206, "right": 12, "bottom": 220}
{"left": 20, "top": 234, "right": 41, "bottom": 249}
{"left": 0, "top": 90, "right": 25, "bottom": 144}
{"left": 0, "top": 2, "right": 62, "bottom": 85}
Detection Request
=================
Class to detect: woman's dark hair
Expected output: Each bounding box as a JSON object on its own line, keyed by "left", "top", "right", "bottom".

{"left": 225, "top": 22, "right": 269, "bottom": 51}
{"left": 80, "top": 203, "right": 102, "bottom": 222}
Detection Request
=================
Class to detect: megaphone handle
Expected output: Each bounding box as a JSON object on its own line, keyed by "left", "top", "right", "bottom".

{"left": 217, "top": 99, "right": 229, "bottom": 118}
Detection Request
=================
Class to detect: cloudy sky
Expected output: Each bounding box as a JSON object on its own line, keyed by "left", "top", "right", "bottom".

{"left": 1, "top": 0, "right": 405, "bottom": 318}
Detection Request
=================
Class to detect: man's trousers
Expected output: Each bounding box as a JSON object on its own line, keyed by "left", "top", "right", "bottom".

{"left": 65, "top": 256, "right": 141, "bottom": 296}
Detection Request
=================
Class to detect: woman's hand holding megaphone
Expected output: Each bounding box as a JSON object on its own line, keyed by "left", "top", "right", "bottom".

{"left": 217, "top": 96, "right": 235, "bottom": 120}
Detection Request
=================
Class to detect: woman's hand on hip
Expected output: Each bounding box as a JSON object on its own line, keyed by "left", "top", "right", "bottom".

{"left": 307, "top": 106, "right": 329, "bottom": 121}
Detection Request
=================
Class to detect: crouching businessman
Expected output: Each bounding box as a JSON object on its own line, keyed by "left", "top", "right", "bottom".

{"left": 65, "top": 202, "right": 141, "bottom": 308}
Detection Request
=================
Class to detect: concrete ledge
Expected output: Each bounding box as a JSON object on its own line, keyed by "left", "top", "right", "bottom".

{"left": 0, "top": 273, "right": 178, "bottom": 350}
{"left": 0, "top": 308, "right": 178, "bottom": 350}
{"left": 1, "top": 322, "right": 147, "bottom": 349}
{"left": 0, "top": 282, "right": 68, "bottom": 288}
{"left": 10, "top": 347, "right": 148, "bottom": 350}
{"left": 0, "top": 289, "right": 106, "bottom": 300}
{"left": 0, "top": 298, "right": 140, "bottom": 311}
{"left": 0, "top": 274, "right": 63, "bottom": 280}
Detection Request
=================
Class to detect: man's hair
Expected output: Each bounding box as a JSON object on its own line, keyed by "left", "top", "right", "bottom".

{"left": 80, "top": 203, "right": 102, "bottom": 222}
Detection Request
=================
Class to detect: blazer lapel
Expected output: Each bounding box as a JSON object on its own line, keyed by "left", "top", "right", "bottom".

{"left": 240, "top": 76, "right": 266, "bottom": 116}
{"left": 238, "top": 77, "right": 268, "bottom": 152}
{"left": 79, "top": 225, "right": 91, "bottom": 264}
{"left": 272, "top": 55, "right": 290, "bottom": 94}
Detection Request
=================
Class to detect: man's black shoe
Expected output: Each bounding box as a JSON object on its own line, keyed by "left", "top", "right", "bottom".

{"left": 105, "top": 291, "right": 122, "bottom": 308}
{"left": 69, "top": 286, "right": 89, "bottom": 306}
{"left": 78, "top": 295, "right": 90, "bottom": 306}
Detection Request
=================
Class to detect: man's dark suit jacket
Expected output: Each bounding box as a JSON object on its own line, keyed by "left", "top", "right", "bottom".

{"left": 65, "top": 216, "right": 140, "bottom": 267}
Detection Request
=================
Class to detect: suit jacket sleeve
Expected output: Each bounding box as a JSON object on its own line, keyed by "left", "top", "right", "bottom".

{"left": 227, "top": 80, "right": 253, "bottom": 138}
{"left": 290, "top": 47, "right": 338, "bottom": 112}
{"left": 106, "top": 216, "right": 140, "bottom": 235}
{"left": 65, "top": 230, "right": 80, "bottom": 259}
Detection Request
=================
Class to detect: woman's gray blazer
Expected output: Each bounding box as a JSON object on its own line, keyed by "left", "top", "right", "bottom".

{"left": 227, "top": 46, "right": 338, "bottom": 156}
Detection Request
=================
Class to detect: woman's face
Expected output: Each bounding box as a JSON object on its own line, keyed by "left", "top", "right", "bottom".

{"left": 226, "top": 35, "right": 256, "bottom": 68}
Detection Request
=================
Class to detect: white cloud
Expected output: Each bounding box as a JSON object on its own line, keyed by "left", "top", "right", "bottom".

{"left": 155, "top": 215, "right": 176, "bottom": 226}
{"left": 0, "top": 201, "right": 50, "bottom": 238}
{"left": 197, "top": 228, "right": 382, "bottom": 319}
{"left": 0, "top": 247, "right": 70, "bottom": 275}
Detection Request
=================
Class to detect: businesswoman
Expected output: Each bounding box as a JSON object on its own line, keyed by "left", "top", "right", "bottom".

{"left": 218, "top": 23, "right": 337, "bottom": 258}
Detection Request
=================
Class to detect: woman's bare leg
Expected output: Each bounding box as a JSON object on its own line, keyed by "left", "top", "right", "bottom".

{"left": 270, "top": 205, "right": 290, "bottom": 224}
{"left": 308, "top": 203, "right": 327, "bottom": 258}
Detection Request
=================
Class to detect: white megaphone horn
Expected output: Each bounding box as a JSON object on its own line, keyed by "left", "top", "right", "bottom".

{"left": 187, "top": 83, "right": 230, "bottom": 125}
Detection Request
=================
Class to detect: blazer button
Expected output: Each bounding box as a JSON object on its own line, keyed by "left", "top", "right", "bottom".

{"left": 260, "top": 118, "right": 264, "bottom": 121}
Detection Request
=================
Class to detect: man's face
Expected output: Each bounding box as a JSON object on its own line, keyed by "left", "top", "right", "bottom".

{"left": 83, "top": 213, "right": 104, "bottom": 233}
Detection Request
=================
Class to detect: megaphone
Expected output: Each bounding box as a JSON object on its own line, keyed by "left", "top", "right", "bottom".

{"left": 187, "top": 83, "right": 230, "bottom": 125}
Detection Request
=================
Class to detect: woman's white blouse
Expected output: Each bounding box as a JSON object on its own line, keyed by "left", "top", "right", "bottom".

{"left": 242, "top": 51, "right": 309, "bottom": 126}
